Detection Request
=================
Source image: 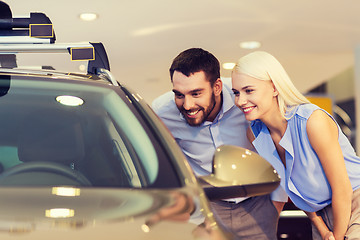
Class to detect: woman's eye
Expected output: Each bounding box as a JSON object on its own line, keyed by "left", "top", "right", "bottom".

{"left": 245, "top": 89, "right": 253, "bottom": 93}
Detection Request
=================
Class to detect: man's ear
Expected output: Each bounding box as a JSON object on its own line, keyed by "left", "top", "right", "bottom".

{"left": 213, "top": 78, "right": 222, "bottom": 96}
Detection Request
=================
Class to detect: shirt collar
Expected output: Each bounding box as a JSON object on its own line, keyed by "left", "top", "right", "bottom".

{"left": 215, "top": 86, "right": 235, "bottom": 121}
{"left": 252, "top": 124, "right": 286, "bottom": 189}
{"left": 279, "top": 125, "right": 294, "bottom": 158}
{"left": 221, "top": 86, "right": 235, "bottom": 114}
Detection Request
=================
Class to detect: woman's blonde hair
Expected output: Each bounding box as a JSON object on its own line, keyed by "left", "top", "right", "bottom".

{"left": 233, "top": 51, "right": 309, "bottom": 119}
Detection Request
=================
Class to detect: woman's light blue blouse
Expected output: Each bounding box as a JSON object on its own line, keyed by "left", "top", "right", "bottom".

{"left": 251, "top": 103, "right": 360, "bottom": 212}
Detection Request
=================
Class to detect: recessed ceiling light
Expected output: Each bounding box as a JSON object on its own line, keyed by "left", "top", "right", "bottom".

{"left": 79, "top": 13, "right": 98, "bottom": 21}
{"left": 239, "top": 41, "right": 261, "bottom": 49}
{"left": 52, "top": 187, "right": 81, "bottom": 197}
{"left": 45, "top": 208, "right": 75, "bottom": 218}
{"left": 56, "top": 95, "right": 84, "bottom": 106}
{"left": 222, "top": 62, "right": 235, "bottom": 70}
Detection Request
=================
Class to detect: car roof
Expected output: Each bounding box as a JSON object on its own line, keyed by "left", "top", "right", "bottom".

{"left": 0, "top": 2, "right": 114, "bottom": 86}
{"left": 0, "top": 66, "right": 112, "bottom": 85}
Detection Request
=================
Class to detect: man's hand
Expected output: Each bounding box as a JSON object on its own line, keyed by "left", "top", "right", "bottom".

{"left": 145, "top": 192, "right": 195, "bottom": 227}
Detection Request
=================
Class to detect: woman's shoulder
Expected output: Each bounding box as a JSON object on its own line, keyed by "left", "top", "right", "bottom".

{"left": 290, "top": 103, "right": 321, "bottom": 120}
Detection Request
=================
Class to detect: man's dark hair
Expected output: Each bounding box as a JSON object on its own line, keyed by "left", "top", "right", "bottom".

{"left": 169, "top": 48, "right": 220, "bottom": 86}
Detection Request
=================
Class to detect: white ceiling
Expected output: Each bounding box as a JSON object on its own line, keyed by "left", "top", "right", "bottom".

{"left": 4, "top": 0, "right": 360, "bottom": 103}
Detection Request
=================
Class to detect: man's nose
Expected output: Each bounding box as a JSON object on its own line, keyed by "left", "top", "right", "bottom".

{"left": 183, "top": 96, "right": 195, "bottom": 110}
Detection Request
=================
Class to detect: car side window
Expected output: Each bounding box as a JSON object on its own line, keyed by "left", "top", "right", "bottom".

{"left": 0, "top": 146, "right": 21, "bottom": 172}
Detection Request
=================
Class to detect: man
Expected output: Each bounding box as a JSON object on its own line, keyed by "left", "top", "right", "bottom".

{"left": 152, "top": 48, "right": 285, "bottom": 239}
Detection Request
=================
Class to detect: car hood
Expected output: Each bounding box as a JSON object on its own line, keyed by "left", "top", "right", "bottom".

{"left": 0, "top": 187, "right": 233, "bottom": 240}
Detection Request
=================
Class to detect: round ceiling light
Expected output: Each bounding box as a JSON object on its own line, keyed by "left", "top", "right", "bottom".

{"left": 79, "top": 13, "right": 98, "bottom": 21}
{"left": 239, "top": 41, "right": 261, "bottom": 49}
{"left": 222, "top": 62, "right": 236, "bottom": 70}
{"left": 56, "top": 95, "right": 84, "bottom": 106}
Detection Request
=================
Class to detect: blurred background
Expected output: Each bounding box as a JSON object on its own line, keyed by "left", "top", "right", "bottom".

{"left": 3, "top": 1, "right": 359, "bottom": 99}
{"left": 3, "top": 1, "right": 360, "bottom": 239}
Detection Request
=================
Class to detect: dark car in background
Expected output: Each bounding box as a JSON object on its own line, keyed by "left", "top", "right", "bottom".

{"left": 0, "top": 2, "right": 280, "bottom": 239}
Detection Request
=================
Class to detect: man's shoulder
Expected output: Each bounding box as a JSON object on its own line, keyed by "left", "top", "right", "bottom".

{"left": 221, "top": 77, "right": 233, "bottom": 91}
{"left": 152, "top": 91, "right": 175, "bottom": 112}
{"left": 151, "top": 91, "right": 181, "bottom": 119}
{"left": 221, "top": 77, "right": 236, "bottom": 102}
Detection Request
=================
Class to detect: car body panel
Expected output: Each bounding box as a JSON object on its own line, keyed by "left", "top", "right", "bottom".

{"left": 0, "top": 187, "right": 230, "bottom": 240}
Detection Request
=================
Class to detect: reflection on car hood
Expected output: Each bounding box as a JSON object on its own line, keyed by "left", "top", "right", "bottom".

{"left": 0, "top": 187, "right": 232, "bottom": 240}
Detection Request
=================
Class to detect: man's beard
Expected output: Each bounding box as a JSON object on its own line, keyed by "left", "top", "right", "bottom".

{"left": 180, "top": 93, "right": 216, "bottom": 127}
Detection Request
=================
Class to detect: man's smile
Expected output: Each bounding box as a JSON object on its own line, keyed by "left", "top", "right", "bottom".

{"left": 186, "top": 109, "right": 200, "bottom": 117}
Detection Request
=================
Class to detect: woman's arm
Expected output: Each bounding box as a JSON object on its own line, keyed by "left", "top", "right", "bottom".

{"left": 307, "top": 110, "right": 353, "bottom": 240}
{"left": 306, "top": 211, "right": 335, "bottom": 239}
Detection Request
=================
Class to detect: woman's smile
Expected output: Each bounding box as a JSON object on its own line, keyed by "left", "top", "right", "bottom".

{"left": 242, "top": 106, "right": 256, "bottom": 114}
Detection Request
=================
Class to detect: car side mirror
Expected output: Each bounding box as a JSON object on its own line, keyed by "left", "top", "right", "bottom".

{"left": 198, "top": 145, "right": 280, "bottom": 200}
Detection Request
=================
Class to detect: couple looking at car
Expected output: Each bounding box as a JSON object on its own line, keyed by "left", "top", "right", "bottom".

{"left": 152, "top": 48, "right": 360, "bottom": 240}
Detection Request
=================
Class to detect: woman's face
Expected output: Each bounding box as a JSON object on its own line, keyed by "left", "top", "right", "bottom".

{"left": 231, "top": 72, "right": 279, "bottom": 122}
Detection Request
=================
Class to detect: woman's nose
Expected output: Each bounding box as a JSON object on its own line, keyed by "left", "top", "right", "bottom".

{"left": 236, "top": 95, "right": 247, "bottom": 106}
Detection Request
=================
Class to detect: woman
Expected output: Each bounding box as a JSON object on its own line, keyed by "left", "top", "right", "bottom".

{"left": 231, "top": 51, "right": 360, "bottom": 240}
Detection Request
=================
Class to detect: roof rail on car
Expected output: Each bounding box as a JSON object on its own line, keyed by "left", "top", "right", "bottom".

{"left": 0, "top": 1, "right": 55, "bottom": 44}
{"left": 0, "top": 1, "right": 111, "bottom": 77}
{"left": 96, "top": 68, "right": 119, "bottom": 86}
{"left": 0, "top": 41, "right": 111, "bottom": 75}
{"left": 0, "top": 42, "right": 111, "bottom": 74}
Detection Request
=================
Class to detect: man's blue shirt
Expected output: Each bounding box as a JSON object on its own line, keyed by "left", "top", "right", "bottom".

{"left": 152, "top": 78, "right": 254, "bottom": 175}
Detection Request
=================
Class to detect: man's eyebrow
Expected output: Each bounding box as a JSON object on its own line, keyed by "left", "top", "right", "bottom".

{"left": 172, "top": 88, "right": 204, "bottom": 94}
{"left": 172, "top": 89, "right": 182, "bottom": 94}
{"left": 188, "top": 88, "right": 204, "bottom": 94}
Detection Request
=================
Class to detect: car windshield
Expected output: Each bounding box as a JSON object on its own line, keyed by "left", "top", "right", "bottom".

{"left": 0, "top": 73, "right": 181, "bottom": 188}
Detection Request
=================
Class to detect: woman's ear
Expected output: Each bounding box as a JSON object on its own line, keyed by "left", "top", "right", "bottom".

{"left": 271, "top": 82, "right": 279, "bottom": 97}
{"left": 213, "top": 78, "right": 223, "bottom": 96}
{"left": 273, "top": 88, "right": 279, "bottom": 97}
